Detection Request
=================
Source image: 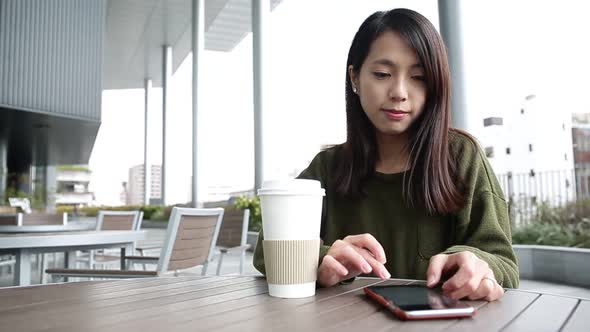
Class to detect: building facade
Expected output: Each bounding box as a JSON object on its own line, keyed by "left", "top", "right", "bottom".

{"left": 53, "top": 165, "right": 94, "bottom": 207}
{"left": 126, "top": 165, "right": 161, "bottom": 205}
{"left": 0, "top": 0, "right": 105, "bottom": 208}
{"left": 482, "top": 95, "right": 576, "bottom": 223}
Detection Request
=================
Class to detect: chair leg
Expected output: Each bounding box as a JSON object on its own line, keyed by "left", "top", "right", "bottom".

{"left": 201, "top": 261, "right": 208, "bottom": 276}
{"left": 40, "top": 254, "right": 48, "bottom": 284}
{"left": 138, "top": 249, "right": 147, "bottom": 271}
{"left": 240, "top": 251, "right": 245, "bottom": 275}
{"left": 89, "top": 251, "right": 95, "bottom": 269}
{"left": 216, "top": 254, "right": 225, "bottom": 276}
{"left": 36, "top": 254, "right": 42, "bottom": 274}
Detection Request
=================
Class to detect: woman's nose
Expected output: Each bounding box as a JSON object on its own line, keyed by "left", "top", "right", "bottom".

{"left": 388, "top": 78, "right": 408, "bottom": 102}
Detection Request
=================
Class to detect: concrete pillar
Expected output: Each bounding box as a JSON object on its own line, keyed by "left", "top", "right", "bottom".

{"left": 252, "top": 0, "right": 269, "bottom": 191}
{"left": 438, "top": 0, "right": 469, "bottom": 131}
{"left": 161, "top": 46, "right": 172, "bottom": 205}
{"left": 191, "top": 0, "right": 205, "bottom": 208}
{"left": 144, "top": 78, "right": 152, "bottom": 205}
{"left": 45, "top": 166, "right": 57, "bottom": 213}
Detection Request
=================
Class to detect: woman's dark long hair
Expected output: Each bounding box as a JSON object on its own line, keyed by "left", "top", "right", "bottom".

{"left": 334, "top": 8, "right": 464, "bottom": 215}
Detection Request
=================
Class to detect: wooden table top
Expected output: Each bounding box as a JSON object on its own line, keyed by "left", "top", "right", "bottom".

{"left": 0, "top": 276, "right": 586, "bottom": 332}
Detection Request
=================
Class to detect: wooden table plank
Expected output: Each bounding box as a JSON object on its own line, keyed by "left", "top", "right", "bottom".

{"left": 0, "top": 276, "right": 203, "bottom": 310}
{"left": 0, "top": 276, "right": 218, "bottom": 312}
{"left": 87, "top": 284, "right": 271, "bottom": 332}
{"left": 440, "top": 290, "right": 539, "bottom": 332}
{"left": 170, "top": 278, "right": 387, "bottom": 332}
{"left": 561, "top": 300, "right": 590, "bottom": 332}
{"left": 9, "top": 277, "right": 256, "bottom": 332}
{"left": 503, "top": 294, "right": 580, "bottom": 332}
{"left": 1, "top": 276, "right": 588, "bottom": 332}
{"left": 223, "top": 279, "right": 405, "bottom": 332}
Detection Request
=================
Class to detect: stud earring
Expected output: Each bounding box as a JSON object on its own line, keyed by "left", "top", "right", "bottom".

{"left": 352, "top": 87, "right": 357, "bottom": 93}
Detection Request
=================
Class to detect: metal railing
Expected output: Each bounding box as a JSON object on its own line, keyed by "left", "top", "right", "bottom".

{"left": 496, "top": 169, "right": 590, "bottom": 225}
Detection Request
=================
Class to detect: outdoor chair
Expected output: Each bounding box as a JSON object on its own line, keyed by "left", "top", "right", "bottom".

{"left": 0, "top": 212, "right": 67, "bottom": 280}
{"left": 0, "top": 206, "right": 16, "bottom": 213}
{"left": 46, "top": 207, "right": 224, "bottom": 280}
{"left": 78, "top": 210, "right": 141, "bottom": 268}
{"left": 21, "top": 212, "right": 68, "bottom": 225}
{"left": 0, "top": 213, "right": 19, "bottom": 272}
{"left": 214, "top": 208, "right": 250, "bottom": 275}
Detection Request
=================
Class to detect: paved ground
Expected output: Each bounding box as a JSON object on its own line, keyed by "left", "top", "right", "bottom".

{"left": 2, "top": 228, "right": 589, "bottom": 300}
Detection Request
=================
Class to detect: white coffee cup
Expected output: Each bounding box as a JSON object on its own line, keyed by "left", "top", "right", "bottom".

{"left": 258, "top": 179, "right": 325, "bottom": 298}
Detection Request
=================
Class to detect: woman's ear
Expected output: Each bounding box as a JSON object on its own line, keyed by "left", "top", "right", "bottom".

{"left": 348, "top": 65, "right": 359, "bottom": 93}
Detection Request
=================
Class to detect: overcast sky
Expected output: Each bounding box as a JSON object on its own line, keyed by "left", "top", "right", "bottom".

{"left": 89, "top": 0, "right": 590, "bottom": 205}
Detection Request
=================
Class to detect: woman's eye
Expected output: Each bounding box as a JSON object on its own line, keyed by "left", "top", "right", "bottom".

{"left": 372, "top": 72, "right": 390, "bottom": 79}
{"left": 412, "top": 75, "right": 426, "bottom": 81}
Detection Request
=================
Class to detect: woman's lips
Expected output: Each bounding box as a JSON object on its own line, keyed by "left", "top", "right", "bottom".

{"left": 381, "top": 108, "right": 408, "bottom": 120}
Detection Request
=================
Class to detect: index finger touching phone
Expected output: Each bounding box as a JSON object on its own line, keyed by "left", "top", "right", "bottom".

{"left": 344, "top": 233, "right": 387, "bottom": 264}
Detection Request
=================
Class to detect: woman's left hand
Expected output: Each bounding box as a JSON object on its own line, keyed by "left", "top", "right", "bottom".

{"left": 426, "top": 251, "right": 504, "bottom": 301}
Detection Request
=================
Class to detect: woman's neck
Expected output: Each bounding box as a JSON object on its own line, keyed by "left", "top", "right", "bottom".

{"left": 375, "top": 132, "right": 410, "bottom": 174}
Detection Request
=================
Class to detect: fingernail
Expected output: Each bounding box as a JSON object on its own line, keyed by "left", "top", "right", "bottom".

{"left": 383, "top": 270, "right": 391, "bottom": 279}
{"left": 427, "top": 275, "right": 436, "bottom": 286}
{"left": 363, "top": 263, "right": 372, "bottom": 273}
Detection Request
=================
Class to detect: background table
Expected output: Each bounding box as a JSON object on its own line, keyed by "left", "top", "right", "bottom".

{"left": 0, "top": 223, "right": 95, "bottom": 233}
{"left": 0, "top": 276, "right": 586, "bottom": 331}
{"left": 0, "top": 230, "right": 145, "bottom": 286}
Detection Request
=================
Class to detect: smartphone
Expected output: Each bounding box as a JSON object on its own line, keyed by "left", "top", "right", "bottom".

{"left": 364, "top": 285, "right": 476, "bottom": 320}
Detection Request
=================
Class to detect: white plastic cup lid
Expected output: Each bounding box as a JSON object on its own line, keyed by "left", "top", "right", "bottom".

{"left": 257, "top": 179, "right": 325, "bottom": 196}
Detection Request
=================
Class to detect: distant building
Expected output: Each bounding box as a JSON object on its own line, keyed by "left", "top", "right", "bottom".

{"left": 54, "top": 165, "right": 94, "bottom": 207}
{"left": 126, "top": 165, "right": 161, "bottom": 205}
{"left": 482, "top": 95, "right": 574, "bottom": 176}
{"left": 120, "top": 182, "right": 128, "bottom": 206}
{"left": 571, "top": 114, "right": 590, "bottom": 198}
{"left": 481, "top": 95, "right": 575, "bottom": 223}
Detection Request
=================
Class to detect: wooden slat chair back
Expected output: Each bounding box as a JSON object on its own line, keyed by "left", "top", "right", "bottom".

{"left": 216, "top": 208, "right": 247, "bottom": 247}
{"left": 0, "top": 206, "right": 16, "bottom": 213}
{"left": 214, "top": 208, "right": 250, "bottom": 275}
{"left": 0, "top": 213, "right": 67, "bottom": 226}
{"left": 96, "top": 211, "right": 140, "bottom": 231}
{"left": 0, "top": 214, "right": 18, "bottom": 225}
{"left": 157, "top": 207, "right": 224, "bottom": 275}
{"left": 21, "top": 213, "right": 67, "bottom": 225}
{"left": 165, "top": 214, "right": 220, "bottom": 271}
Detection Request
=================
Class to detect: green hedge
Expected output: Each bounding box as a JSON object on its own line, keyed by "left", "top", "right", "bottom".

{"left": 512, "top": 221, "right": 590, "bottom": 248}
{"left": 56, "top": 165, "right": 91, "bottom": 172}
{"left": 512, "top": 201, "right": 590, "bottom": 248}
{"left": 57, "top": 205, "right": 172, "bottom": 221}
{"left": 234, "top": 196, "right": 262, "bottom": 232}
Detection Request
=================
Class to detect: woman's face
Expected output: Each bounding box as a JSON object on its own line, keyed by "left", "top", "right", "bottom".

{"left": 349, "top": 30, "right": 427, "bottom": 138}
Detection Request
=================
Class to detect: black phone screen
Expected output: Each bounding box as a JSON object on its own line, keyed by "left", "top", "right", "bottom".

{"left": 367, "top": 285, "right": 467, "bottom": 310}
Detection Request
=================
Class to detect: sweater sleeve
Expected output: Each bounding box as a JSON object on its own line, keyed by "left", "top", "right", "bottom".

{"left": 253, "top": 151, "right": 332, "bottom": 276}
{"left": 442, "top": 133, "right": 519, "bottom": 288}
{"left": 442, "top": 191, "right": 519, "bottom": 288}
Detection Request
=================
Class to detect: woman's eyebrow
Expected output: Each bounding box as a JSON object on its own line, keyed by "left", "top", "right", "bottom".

{"left": 370, "top": 58, "right": 423, "bottom": 69}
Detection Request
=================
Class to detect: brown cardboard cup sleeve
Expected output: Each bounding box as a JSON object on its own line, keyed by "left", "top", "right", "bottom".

{"left": 262, "top": 239, "right": 321, "bottom": 284}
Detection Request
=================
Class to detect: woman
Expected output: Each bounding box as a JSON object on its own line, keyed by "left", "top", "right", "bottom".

{"left": 254, "top": 8, "right": 518, "bottom": 301}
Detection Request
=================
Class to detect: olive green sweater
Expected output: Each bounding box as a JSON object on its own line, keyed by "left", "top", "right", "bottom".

{"left": 254, "top": 131, "right": 519, "bottom": 288}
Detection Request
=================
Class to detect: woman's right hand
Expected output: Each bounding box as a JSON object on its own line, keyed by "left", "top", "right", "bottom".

{"left": 317, "top": 234, "right": 391, "bottom": 287}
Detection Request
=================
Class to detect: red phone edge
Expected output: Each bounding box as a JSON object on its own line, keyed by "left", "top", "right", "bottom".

{"left": 363, "top": 286, "right": 477, "bottom": 321}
